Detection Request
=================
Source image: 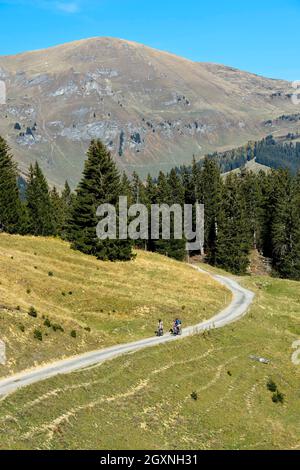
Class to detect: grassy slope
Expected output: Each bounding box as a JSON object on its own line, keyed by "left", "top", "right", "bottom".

{"left": 0, "top": 234, "right": 228, "bottom": 376}
{"left": 1, "top": 270, "right": 300, "bottom": 450}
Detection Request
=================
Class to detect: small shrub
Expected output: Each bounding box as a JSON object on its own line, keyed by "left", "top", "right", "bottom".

{"left": 227, "top": 370, "right": 232, "bottom": 377}
{"left": 26, "top": 288, "right": 31, "bottom": 294}
{"left": 272, "top": 391, "right": 284, "bottom": 404}
{"left": 62, "top": 292, "right": 66, "bottom": 296}
{"left": 34, "top": 329, "right": 43, "bottom": 341}
{"left": 69, "top": 291, "right": 73, "bottom": 295}
{"left": 44, "top": 318, "right": 51, "bottom": 328}
{"left": 84, "top": 326, "right": 91, "bottom": 332}
{"left": 28, "top": 306, "right": 38, "bottom": 318}
{"left": 267, "top": 379, "right": 277, "bottom": 393}
{"left": 16, "top": 306, "right": 20, "bottom": 311}
{"left": 48, "top": 271, "right": 54, "bottom": 277}
{"left": 52, "top": 323, "right": 64, "bottom": 333}
{"left": 19, "top": 324, "right": 25, "bottom": 332}
{"left": 70, "top": 330, "right": 77, "bottom": 338}
{"left": 191, "top": 391, "right": 198, "bottom": 401}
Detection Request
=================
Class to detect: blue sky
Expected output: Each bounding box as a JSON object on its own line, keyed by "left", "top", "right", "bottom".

{"left": 0, "top": 0, "right": 299, "bottom": 80}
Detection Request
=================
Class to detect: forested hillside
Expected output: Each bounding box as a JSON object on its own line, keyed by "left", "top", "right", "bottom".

{"left": 180, "top": 132, "right": 300, "bottom": 175}
{"left": 1, "top": 135, "right": 300, "bottom": 279}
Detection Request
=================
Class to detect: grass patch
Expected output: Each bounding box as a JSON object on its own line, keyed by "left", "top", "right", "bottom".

{"left": 0, "top": 271, "right": 300, "bottom": 449}
{"left": 0, "top": 234, "right": 228, "bottom": 376}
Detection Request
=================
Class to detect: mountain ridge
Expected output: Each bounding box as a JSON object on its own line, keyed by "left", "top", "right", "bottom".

{"left": 0, "top": 36, "right": 297, "bottom": 187}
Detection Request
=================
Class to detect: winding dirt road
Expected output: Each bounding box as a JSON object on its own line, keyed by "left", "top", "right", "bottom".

{"left": 0, "top": 265, "right": 254, "bottom": 397}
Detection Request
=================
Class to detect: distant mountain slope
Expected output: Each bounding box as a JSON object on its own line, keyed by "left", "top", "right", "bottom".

{"left": 0, "top": 37, "right": 297, "bottom": 187}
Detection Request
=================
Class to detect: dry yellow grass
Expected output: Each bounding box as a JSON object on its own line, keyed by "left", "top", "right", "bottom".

{"left": 0, "top": 234, "right": 229, "bottom": 376}
{"left": 1, "top": 273, "right": 300, "bottom": 450}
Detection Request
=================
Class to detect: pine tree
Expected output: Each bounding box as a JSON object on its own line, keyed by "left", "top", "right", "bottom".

{"left": 180, "top": 165, "right": 194, "bottom": 205}
{"left": 201, "top": 157, "right": 222, "bottom": 264}
{"left": 144, "top": 174, "right": 157, "bottom": 206}
{"left": 120, "top": 172, "right": 133, "bottom": 204}
{"left": 50, "top": 187, "right": 65, "bottom": 236}
{"left": 130, "top": 172, "right": 148, "bottom": 249}
{"left": 240, "top": 171, "right": 264, "bottom": 251}
{"left": 168, "top": 168, "right": 185, "bottom": 205}
{"left": 61, "top": 181, "right": 73, "bottom": 208}
{"left": 166, "top": 169, "right": 186, "bottom": 260}
{"left": 152, "top": 172, "right": 171, "bottom": 258}
{"left": 215, "top": 174, "right": 251, "bottom": 274}
{"left": 26, "top": 162, "right": 55, "bottom": 236}
{"left": 68, "top": 140, "right": 133, "bottom": 261}
{"left": 288, "top": 174, "right": 300, "bottom": 279}
{"left": 152, "top": 170, "right": 186, "bottom": 261}
{"left": 257, "top": 170, "right": 274, "bottom": 258}
{"left": 271, "top": 170, "right": 300, "bottom": 279}
{"left": 0, "top": 136, "right": 22, "bottom": 233}
{"left": 60, "top": 181, "right": 74, "bottom": 240}
{"left": 131, "top": 171, "right": 147, "bottom": 204}
{"left": 191, "top": 157, "right": 202, "bottom": 203}
{"left": 143, "top": 174, "right": 157, "bottom": 252}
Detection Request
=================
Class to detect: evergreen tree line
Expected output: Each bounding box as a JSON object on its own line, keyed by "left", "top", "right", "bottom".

{"left": 0, "top": 136, "right": 73, "bottom": 239}
{"left": 1, "top": 135, "right": 300, "bottom": 279}
{"left": 175, "top": 133, "right": 300, "bottom": 175}
{"left": 113, "top": 151, "right": 300, "bottom": 278}
{"left": 173, "top": 158, "right": 300, "bottom": 278}
{"left": 255, "top": 136, "right": 300, "bottom": 174}
{"left": 175, "top": 141, "right": 256, "bottom": 174}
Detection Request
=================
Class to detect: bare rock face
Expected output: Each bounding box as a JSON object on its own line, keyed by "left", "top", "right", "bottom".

{"left": 0, "top": 37, "right": 296, "bottom": 187}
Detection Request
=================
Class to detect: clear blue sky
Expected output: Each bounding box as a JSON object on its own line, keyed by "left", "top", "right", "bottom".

{"left": 0, "top": 0, "right": 299, "bottom": 80}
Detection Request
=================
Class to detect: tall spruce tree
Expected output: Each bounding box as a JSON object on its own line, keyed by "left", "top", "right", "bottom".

{"left": 180, "top": 165, "right": 194, "bottom": 205}
{"left": 0, "top": 136, "right": 22, "bottom": 233}
{"left": 143, "top": 174, "right": 157, "bottom": 252}
{"left": 215, "top": 174, "right": 251, "bottom": 274}
{"left": 201, "top": 157, "right": 222, "bottom": 264}
{"left": 60, "top": 181, "right": 74, "bottom": 240}
{"left": 271, "top": 170, "right": 300, "bottom": 279}
{"left": 61, "top": 181, "right": 74, "bottom": 210}
{"left": 26, "top": 162, "right": 55, "bottom": 236}
{"left": 121, "top": 172, "right": 133, "bottom": 204}
{"left": 240, "top": 171, "right": 264, "bottom": 251}
{"left": 50, "top": 186, "right": 65, "bottom": 236}
{"left": 288, "top": 173, "right": 300, "bottom": 279}
{"left": 130, "top": 171, "right": 148, "bottom": 249}
{"left": 131, "top": 171, "right": 147, "bottom": 204}
{"left": 152, "top": 170, "right": 186, "bottom": 261}
{"left": 167, "top": 169, "right": 186, "bottom": 260}
{"left": 191, "top": 157, "right": 202, "bottom": 203}
{"left": 68, "top": 140, "right": 133, "bottom": 261}
{"left": 144, "top": 174, "right": 157, "bottom": 206}
{"left": 257, "top": 170, "right": 274, "bottom": 258}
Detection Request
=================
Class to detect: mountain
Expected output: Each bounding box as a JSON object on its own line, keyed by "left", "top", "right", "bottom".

{"left": 0, "top": 37, "right": 297, "bottom": 187}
